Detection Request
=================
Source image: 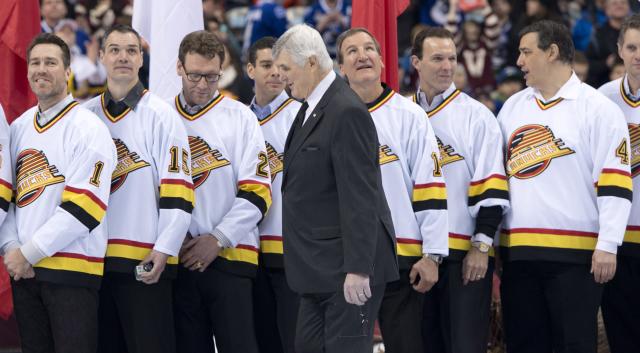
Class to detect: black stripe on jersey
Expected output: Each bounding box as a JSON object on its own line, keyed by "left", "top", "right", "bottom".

{"left": 34, "top": 267, "right": 101, "bottom": 289}
{"left": 104, "top": 257, "right": 178, "bottom": 280}
{"left": 60, "top": 201, "right": 100, "bottom": 231}
{"left": 237, "top": 190, "right": 268, "bottom": 220}
{"left": 412, "top": 199, "right": 447, "bottom": 212}
{"left": 468, "top": 189, "right": 510, "bottom": 206}
{"left": 159, "top": 196, "right": 194, "bottom": 213}
{"left": 0, "top": 197, "right": 9, "bottom": 212}
{"left": 597, "top": 186, "right": 633, "bottom": 202}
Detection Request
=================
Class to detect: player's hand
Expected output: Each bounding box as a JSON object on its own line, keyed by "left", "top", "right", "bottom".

{"left": 410, "top": 256, "right": 439, "bottom": 293}
{"left": 180, "top": 235, "right": 222, "bottom": 272}
{"left": 591, "top": 249, "right": 616, "bottom": 284}
{"left": 4, "top": 248, "right": 32, "bottom": 281}
{"left": 139, "top": 250, "right": 169, "bottom": 284}
{"left": 462, "top": 247, "right": 489, "bottom": 285}
{"left": 344, "top": 273, "right": 371, "bottom": 306}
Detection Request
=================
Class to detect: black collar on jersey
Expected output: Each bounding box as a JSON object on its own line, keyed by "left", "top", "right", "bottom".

{"left": 366, "top": 83, "right": 394, "bottom": 112}
{"left": 174, "top": 92, "right": 224, "bottom": 120}
{"left": 103, "top": 81, "right": 146, "bottom": 117}
{"left": 34, "top": 100, "right": 79, "bottom": 133}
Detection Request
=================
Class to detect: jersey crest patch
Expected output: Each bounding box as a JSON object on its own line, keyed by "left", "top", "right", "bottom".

{"left": 629, "top": 123, "right": 640, "bottom": 177}
{"left": 379, "top": 145, "right": 399, "bottom": 165}
{"left": 189, "top": 136, "right": 230, "bottom": 188}
{"left": 266, "top": 142, "right": 284, "bottom": 182}
{"left": 436, "top": 136, "right": 464, "bottom": 167}
{"left": 111, "top": 138, "right": 150, "bottom": 193}
{"left": 15, "top": 149, "right": 65, "bottom": 207}
{"left": 506, "top": 124, "right": 575, "bottom": 179}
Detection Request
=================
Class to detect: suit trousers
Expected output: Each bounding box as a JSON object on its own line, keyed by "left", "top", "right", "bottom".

{"left": 422, "top": 260, "right": 493, "bottom": 353}
{"left": 173, "top": 265, "right": 259, "bottom": 353}
{"left": 378, "top": 270, "right": 424, "bottom": 353}
{"left": 253, "top": 265, "right": 300, "bottom": 353}
{"left": 601, "top": 255, "right": 640, "bottom": 353}
{"left": 500, "top": 261, "right": 602, "bottom": 353}
{"left": 12, "top": 278, "right": 98, "bottom": 353}
{"left": 97, "top": 272, "right": 176, "bottom": 353}
{"left": 295, "top": 284, "right": 385, "bottom": 353}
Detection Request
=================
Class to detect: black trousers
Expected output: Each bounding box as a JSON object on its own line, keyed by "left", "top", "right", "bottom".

{"left": 173, "top": 265, "right": 259, "bottom": 353}
{"left": 602, "top": 255, "right": 640, "bottom": 353}
{"left": 12, "top": 278, "right": 98, "bottom": 353}
{"left": 501, "top": 261, "right": 602, "bottom": 353}
{"left": 295, "top": 284, "right": 385, "bottom": 353}
{"left": 253, "top": 265, "right": 300, "bottom": 353}
{"left": 422, "top": 260, "right": 493, "bottom": 353}
{"left": 98, "top": 273, "right": 176, "bottom": 353}
{"left": 378, "top": 270, "right": 424, "bottom": 353}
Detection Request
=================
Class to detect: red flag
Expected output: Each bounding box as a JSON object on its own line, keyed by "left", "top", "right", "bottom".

{"left": 0, "top": 0, "right": 40, "bottom": 123}
{"left": 0, "top": 257, "right": 12, "bottom": 320}
{"left": 351, "top": 0, "right": 409, "bottom": 91}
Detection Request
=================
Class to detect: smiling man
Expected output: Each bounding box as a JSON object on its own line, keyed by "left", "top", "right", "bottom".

{"left": 274, "top": 24, "right": 398, "bottom": 353}
{"left": 336, "top": 27, "right": 449, "bottom": 353}
{"left": 83, "top": 25, "right": 193, "bottom": 353}
{"left": 170, "top": 30, "right": 271, "bottom": 353}
{"left": 498, "top": 20, "right": 631, "bottom": 353}
{"left": 0, "top": 33, "right": 115, "bottom": 353}
{"left": 598, "top": 13, "right": 640, "bottom": 353}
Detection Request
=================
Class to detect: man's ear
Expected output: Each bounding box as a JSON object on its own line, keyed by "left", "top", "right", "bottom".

{"left": 247, "top": 63, "right": 256, "bottom": 80}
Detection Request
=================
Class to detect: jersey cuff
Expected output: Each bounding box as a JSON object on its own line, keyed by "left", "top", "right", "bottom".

{"left": 212, "top": 229, "right": 233, "bottom": 248}
{"left": 0, "top": 240, "right": 20, "bottom": 256}
{"left": 472, "top": 233, "right": 494, "bottom": 246}
{"left": 595, "top": 239, "right": 618, "bottom": 254}
{"left": 21, "top": 240, "right": 47, "bottom": 265}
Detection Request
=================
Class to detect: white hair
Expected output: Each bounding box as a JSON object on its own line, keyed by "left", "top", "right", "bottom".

{"left": 273, "top": 24, "right": 333, "bottom": 71}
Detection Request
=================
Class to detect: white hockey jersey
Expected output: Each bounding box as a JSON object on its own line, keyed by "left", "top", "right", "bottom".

{"left": 370, "top": 85, "right": 448, "bottom": 270}
{"left": 413, "top": 84, "right": 509, "bottom": 260}
{"left": 174, "top": 93, "right": 272, "bottom": 277}
{"left": 599, "top": 75, "right": 640, "bottom": 258}
{"left": 84, "top": 88, "right": 193, "bottom": 278}
{"left": 1, "top": 98, "right": 116, "bottom": 288}
{"left": 0, "top": 105, "right": 11, "bottom": 226}
{"left": 254, "top": 91, "right": 301, "bottom": 268}
{"left": 498, "top": 73, "right": 632, "bottom": 263}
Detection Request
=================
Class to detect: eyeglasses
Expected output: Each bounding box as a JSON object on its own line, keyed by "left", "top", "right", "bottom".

{"left": 185, "top": 72, "right": 222, "bottom": 84}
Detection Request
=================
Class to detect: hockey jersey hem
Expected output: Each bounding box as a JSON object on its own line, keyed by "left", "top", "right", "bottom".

{"left": 34, "top": 267, "right": 102, "bottom": 289}
{"left": 211, "top": 254, "right": 258, "bottom": 278}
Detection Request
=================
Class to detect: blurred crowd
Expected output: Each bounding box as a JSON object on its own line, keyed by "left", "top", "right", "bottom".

{"left": 44, "top": 0, "right": 640, "bottom": 113}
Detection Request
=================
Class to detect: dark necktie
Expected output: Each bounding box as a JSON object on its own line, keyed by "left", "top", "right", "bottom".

{"left": 285, "top": 101, "right": 308, "bottom": 151}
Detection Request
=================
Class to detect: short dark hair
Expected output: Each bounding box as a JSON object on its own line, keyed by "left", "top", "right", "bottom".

{"left": 248, "top": 37, "right": 276, "bottom": 66}
{"left": 178, "top": 30, "right": 225, "bottom": 66}
{"left": 335, "top": 28, "right": 381, "bottom": 65}
{"left": 411, "top": 27, "right": 455, "bottom": 59}
{"left": 573, "top": 51, "right": 588, "bottom": 65}
{"left": 102, "top": 24, "right": 142, "bottom": 50}
{"left": 619, "top": 13, "right": 640, "bottom": 45}
{"left": 519, "top": 20, "right": 574, "bottom": 64}
{"left": 27, "top": 33, "right": 71, "bottom": 68}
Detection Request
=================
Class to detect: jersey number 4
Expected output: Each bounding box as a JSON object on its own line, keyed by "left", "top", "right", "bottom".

{"left": 616, "top": 138, "right": 630, "bottom": 165}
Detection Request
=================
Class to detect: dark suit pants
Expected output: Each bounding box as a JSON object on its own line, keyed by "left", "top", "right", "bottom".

{"left": 98, "top": 272, "right": 175, "bottom": 353}
{"left": 295, "top": 284, "right": 385, "bottom": 353}
{"left": 422, "top": 260, "right": 493, "bottom": 353}
{"left": 501, "top": 261, "right": 602, "bottom": 353}
{"left": 173, "top": 265, "right": 259, "bottom": 353}
{"left": 253, "top": 265, "right": 300, "bottom": 353}
{"left": 378, "top": 270, "right": 424, "bottom": 353}
{"left": 602, "top": 255, "right": 640, "bottom": 353}
{"left": 12, "top": 278, "right": 98, "bottom": 353}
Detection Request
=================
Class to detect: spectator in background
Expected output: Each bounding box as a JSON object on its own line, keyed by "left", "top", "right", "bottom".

{"left": 571, "top": 0, "right": 608, "bottom": 52}
{"left": 206, "top": 16, "right": 243, "bottom": 58}
{"left": 490, "top": 0, "right": 513, "bottom": 70}
{"left": 219, "top": 42, "right": 254, "bottom": 104}
{"left": 609, "top": 58, "right": 626, "bottom": 81}
{"left": 573, "top": 51, "right": 590, "bottom": 82}
{"left": 586, "top": 0, "right": 630, "bottom": 87}
{"left": 454, "top": 63, "right": 470, "bottom": 93}
{"left": 41, "top": 0, "right": 91, "bottom": 54}
{"left": 304, "top": 0, "right": 352, "bottom": 58}
{"left": 490, "top": 66, "right": 523, "bottom": 113}
{"left": 243, "top": 0, "right": 288, "bottom": 60}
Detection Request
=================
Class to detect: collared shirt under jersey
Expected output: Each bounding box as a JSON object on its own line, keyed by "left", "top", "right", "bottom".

{"left": 37, "top": 94, "right": 75, "bottom": 126}
{"left": 415, "top": 83, "right": 457, "bottom": 113}
{"left": 178, "top": 91, "right": 218, "bottom": 115}
{"left": 303, "top": 70, "right": 336, "bottom": 125}
{"left": 103, "top": 81, "right": 146, "bottom": 117}
{"left": 623, "top": 74, "right": 640, "bottom": 101}
{"left": 250, "top": 90, "right": 291, "bottom": 121}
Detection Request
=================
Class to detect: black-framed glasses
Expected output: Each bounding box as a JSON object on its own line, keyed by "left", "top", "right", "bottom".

{"left": 185, "top": 72, "right": 222, "bottom": 83}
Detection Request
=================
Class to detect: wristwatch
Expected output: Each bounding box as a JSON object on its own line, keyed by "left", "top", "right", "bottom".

{"left": 471, "top": 241, "right": 490, "bottom": 253}
{"left": 424, "top": 253, "right": 443, "bottom": 265}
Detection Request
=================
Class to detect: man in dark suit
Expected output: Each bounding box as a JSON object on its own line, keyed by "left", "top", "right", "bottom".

{"left": 273, "top": 24, "right": 399, "bottom": 353}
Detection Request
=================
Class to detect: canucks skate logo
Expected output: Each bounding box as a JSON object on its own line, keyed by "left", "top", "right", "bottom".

{"left": 266, "top": 142, "right": 283, "bottom": 182}
{"left": 629, "top": 123, "right": 640, "bottom": 177}
{"left": 506, "top": 124, "right": 574, "bottom": 179}
{"left": 436, "top": 136, "right": 464, "bottom": 167}
{"left": 111, "top": 138, "right": 150, "bottom": 193}
{"left": 379, "top": 145, "right": 399, "bottom": 165}
{"left": 15, "top": 149, "right": 65, "bottom": 207}
{"left": 189, "top": 136, "right": 230, "bottom": 189}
